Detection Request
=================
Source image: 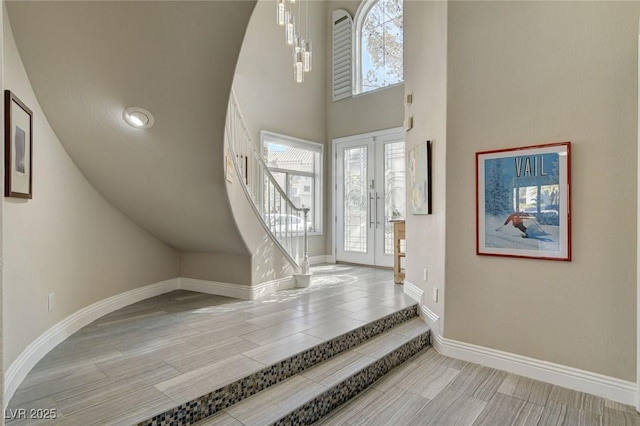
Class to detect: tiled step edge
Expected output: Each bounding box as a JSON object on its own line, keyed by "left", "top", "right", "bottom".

{"left": 137, "top": 304, "right": 418, "bottom": 426}
{"left": 274, "top": 332, "right": 431, "bottom": 426}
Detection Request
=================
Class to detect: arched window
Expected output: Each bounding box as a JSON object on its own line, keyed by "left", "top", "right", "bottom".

{"left": 355, "top": 0, "right": 404, "bottom": 94}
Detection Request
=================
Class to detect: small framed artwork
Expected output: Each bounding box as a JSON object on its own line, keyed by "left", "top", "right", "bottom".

{"left": 408, "top": 140, "right": 432, "bottom": 214}
{"left": 476, "top": 142, "right": 571, "bottom": 261}
{"left": 4, "top": 90, "right": 33, "bottom": 198}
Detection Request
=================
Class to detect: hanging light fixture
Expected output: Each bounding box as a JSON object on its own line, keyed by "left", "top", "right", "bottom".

{"left": 276, "top": 0, "right": 313, "bottom": 83}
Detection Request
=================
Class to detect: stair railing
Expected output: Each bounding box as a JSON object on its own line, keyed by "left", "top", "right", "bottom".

{"left": 225, "top": 89, "right": 309, "bottom": 274}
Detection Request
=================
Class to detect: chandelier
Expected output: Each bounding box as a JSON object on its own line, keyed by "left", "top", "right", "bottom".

{"left": 276, "top": 0, "right": 312, "bottom": 83}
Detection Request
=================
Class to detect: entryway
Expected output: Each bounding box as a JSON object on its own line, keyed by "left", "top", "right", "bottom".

{"left": 334, "top": 128, "right": 405, "bottom": 267}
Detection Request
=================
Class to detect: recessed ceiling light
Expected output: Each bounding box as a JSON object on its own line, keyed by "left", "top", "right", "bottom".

{"left": 123, "top": 107, "right": 154, "bottom": 129}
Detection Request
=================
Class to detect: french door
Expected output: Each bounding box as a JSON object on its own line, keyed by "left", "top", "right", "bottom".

{"left": 335, "top": 128, "right": 405, "bottom": 267}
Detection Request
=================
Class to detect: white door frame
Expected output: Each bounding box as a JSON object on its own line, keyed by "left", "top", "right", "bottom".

{"left": 636, "top": 22, "right": 640, "bottom": 412}
{"left": 333, "top": 127, "right": 404, "bottom": 266}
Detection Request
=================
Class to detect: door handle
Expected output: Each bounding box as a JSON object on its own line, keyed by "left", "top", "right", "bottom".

{"left": 369, "top": 192, "right": 374, "bottom": 229}
{"left": 375, "top": 192, "right": 381, "bottom": 228}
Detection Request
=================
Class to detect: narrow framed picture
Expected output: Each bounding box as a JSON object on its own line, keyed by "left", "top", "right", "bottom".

{"left": 476, "top": 142, "right": 571, "bottom": 261}
{"left": 4, "top": 90, "right": 33, "bottom": 198}
{"left": 408, "top": 140, "right": 432, "bottom": 215}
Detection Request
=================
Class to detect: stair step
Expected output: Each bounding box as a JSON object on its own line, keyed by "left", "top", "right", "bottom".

{"left": 195, "top": 318, "right": 430, "bottom": 426}
{"left": 138, "top": 304, "right": 420, "bottom": 426}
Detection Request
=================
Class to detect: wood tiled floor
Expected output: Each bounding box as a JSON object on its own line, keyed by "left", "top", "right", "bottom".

{"left": 316, "top": 347, "right": 640, "bottom": 426}
{"left": 8, "top": 264, "right": 640, "bottom": 425}
{"left": 7, "top": 265, "right": 414, "bottom": 425}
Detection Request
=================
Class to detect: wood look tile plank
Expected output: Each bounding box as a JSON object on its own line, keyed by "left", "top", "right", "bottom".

{"left": 93, "top": 310, "right": 168, "bottom": 328}
{"left": 345, "top": 387, "right": 429, "bottom": 426}
{"left": 412, "top": 346, "right": 469, "bottom": 370}
{"left": 10, "top": 365, "right": 108, "bottom": 407}
{"left": 537, "top": 400, "right": 602, "bottom": 426}
{"left": 393, "top": 362, "right": 461, "bottom": 400}
{"left": 473, "top": 393, "right": 544, "bottom": 426}
{"left": 61, "top": 386, "right": 173, "bottom": 426}
{"left": 407, "top": 388, "right": 487, "bottom": 425}
{"left": 497, "top": 373, "right": 552, "bottom": 406}
{"left": 302, "top": 351, "right": 375, "bottom": 387}
{"left": 333, "top": 298, "right": 387, "bottom": 313}
{"left": 605, "top": 399, "right": 640, "bottom": 414}
{"left": 155, "top": 355, "right": 264, "bottom": 404}
{"left": 29, "top": 346, "right": 123, "bottom": 373}
{"left": 346, "top": 305, "right": 404, "bottom": 322}
{"left": 547, "top": 385, "right": 606, "bottom": 415}
{"left": 113, "top": 335, "right": 193, "bottom": 355}
{"left": 239, "top": 319, "right": 315, "bottom": 346}
{"left": 225, "top": 375, "right": 326, "bottom": 426}
{"left": 95, "top": 340, "right": 200, "bottom": 378}
{"left": 302, "top": 317, "right": 368, "bottom": 341}
{"left": 289, "top": 297, "right": 356, "bottom": 315}
{"left": 353, "top": 332, "right": 412, "bottom": 359}
{"left": 165, "top": 337, "right": 259, "bottom": 373}
{"left": 296, "top": 308, "right": 353, "bottom": 326}
{"left": 372, "top": 361, "right": 420, "bottom": 392}
{"left": 448, "top": 363, "right": 508, "bottom": 402}
{"left": 603, "top": 407, "right": 640, "bottom": 426}
{"left": 53, "top": 364, "right": 179, "bottom": 416}
{"left": 389, "top": 318, "right": 431, "bottom": 338}
{"left": 313, "top": 387, "right": 385, "bottom": 425}
{"left": 245, "top": 309, "right": 307, "bottom": 327}
{"left": 184, "top": 321, "right": 264, "bottom": 347}
{"left": 242, "top": 333, "right": 324, "bottom": 366}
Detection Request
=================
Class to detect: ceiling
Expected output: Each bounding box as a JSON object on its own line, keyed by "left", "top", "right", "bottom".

{"left": 6, "top": 0, "right": 257, "bottom": 254}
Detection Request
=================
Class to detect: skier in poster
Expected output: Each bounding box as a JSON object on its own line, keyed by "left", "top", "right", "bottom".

{"left": 498, "top": 212, "right": 551, "bottom": 239}
{"left": 503, "top": 212, "right": 530, "bottom": 237}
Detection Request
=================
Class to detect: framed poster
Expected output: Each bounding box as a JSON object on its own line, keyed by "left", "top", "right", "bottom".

{"left": 4, "top": 90, "right": 33, "bottom": 198}
{"left": 408, "top": 140, "right": 432, "bottom": 214}
{"left": 476, "top": 142, "right": 571, "bottom": 261}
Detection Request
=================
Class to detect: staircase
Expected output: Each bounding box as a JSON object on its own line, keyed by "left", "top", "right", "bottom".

{"left": 136, "top": 296, "right": 430, "bottom": 425}
{"left": 225, "top": 90, "right": 310, "bottom": 276}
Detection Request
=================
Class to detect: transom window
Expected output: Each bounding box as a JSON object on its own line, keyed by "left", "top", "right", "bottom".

{"left": 355, "top": 0, "right": 404, "bottom": 94}
{"left": 261, "top": 131, "right": 323, "bottom": 234}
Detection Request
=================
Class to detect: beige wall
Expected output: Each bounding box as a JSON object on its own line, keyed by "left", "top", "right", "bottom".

{"left": 441, "top": 1, "right": 637, "bottom": 381}
{"left": 3, "top": 10, "right": 181, "bottom": 369}
{"left": 404, "top": 0, "right": 447, "bottom": 321}
{"left": 233, "top": 0, "right": 327, "bottom": 258}
{"left": 181, "top": 252, "right": 252, "bottom": 285}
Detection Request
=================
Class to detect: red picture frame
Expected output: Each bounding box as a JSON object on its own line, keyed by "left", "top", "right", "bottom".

{"left": 476, "top": 142, "right": 571, "bottom": 261}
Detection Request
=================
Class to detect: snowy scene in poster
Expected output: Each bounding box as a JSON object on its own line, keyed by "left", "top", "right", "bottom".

{"left": 476, "top": 143, "right": 570, "bottom": 260}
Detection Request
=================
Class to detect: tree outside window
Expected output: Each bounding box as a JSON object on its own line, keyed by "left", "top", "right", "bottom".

{"left": 359, "top": 0, "right": 403, "bottom": 93}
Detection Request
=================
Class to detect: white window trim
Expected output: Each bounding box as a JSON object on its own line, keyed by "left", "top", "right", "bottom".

{"left": 353, "top": 0, "right": 404, "bottom": 95}
{"left": 261, "top": 130, "right": 324, "bottom": 235}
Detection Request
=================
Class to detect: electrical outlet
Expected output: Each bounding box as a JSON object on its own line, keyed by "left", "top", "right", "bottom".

{"left": 48, "top": 293, "right": 55, "bottom": 312}
{"left": 432, "top": 287, "right": 438, "bottom": 303}
{"left": 423, "top": 268, "right": 428, "bottom": 281}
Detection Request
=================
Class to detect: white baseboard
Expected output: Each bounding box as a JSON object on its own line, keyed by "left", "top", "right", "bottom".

{"left": 179, "top": 276, "right": 295, "bottom": 300}
{"left": 419, "top": 305, "right": 637, "bottom": 406}
{"left": 309, "top": 255, "right": 334, "bottom": 265}
{"left": 179, "top": 277, "right": 251, "bottom": 300}
{"left": 403, "top": 280, "right": 423, "bottom": 305}
{"left": 4, "top": 278, "right": 179, "bottom": 405}
{"left": 249, "top": 276, "right": 296, "bottom": 299}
